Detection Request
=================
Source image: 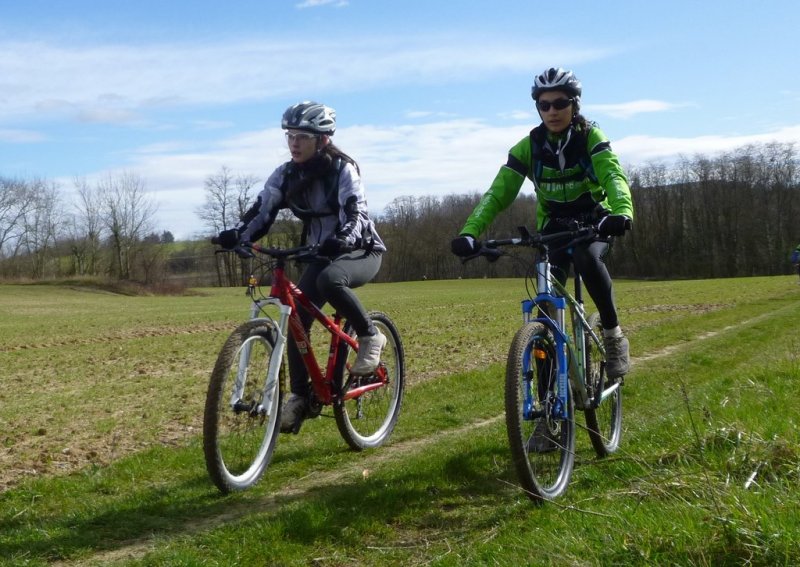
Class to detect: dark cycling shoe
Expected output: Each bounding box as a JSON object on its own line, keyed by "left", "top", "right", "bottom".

{"left": 527, "top": 418, "right": 557, "bottom": 453}
{"left": 280, "top": 393, "right": 308, "bottom": 434}
{"left": 604, "top": 334, "right": 630, "bottom": 378}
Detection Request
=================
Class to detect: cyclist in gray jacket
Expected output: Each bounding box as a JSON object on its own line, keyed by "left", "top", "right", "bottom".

{"left": 217, "top": 101, "right": 386, "bottom": 433}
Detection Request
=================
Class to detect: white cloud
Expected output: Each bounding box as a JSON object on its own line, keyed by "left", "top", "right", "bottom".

{"left": 87, "top": 120, "right": 800, "bottom": 240}
{"left": 586, "top": 99, "right": 691, "bottom": 119}
{"left": 296, "top": 0, "right": 349, "bottom": 7}
{"left": 613, "top": 125, "right": 800, "bottom": 163}
{"left": 0, "top": 37, "right": 608, "bottom": 126}
{"left": 500, "top": 110, "right": 536, "bottom": 121}
{"left": 76, "top": 107, "right": 142, "bottom": 125}
{"left": 0, "top": 129, "right": 46, "bottom": 143}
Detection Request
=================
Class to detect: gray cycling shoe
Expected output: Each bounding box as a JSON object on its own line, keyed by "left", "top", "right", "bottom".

{"left": 527, "top": 418, "right": 558, "bottom": 453}
{"left": 604, "top": 334, "right": 630, "bottom": 378}
{"left": 350, "top": 332, "right": 387, "bottom": 375}
{"left": 280, "top": 393, "right": 308, "bottom": 434}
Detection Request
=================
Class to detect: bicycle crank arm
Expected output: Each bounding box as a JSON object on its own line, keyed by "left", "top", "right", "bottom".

{"left": 342, "top": 381, "right": 385, "bottom": 401}
{"left": 598, "top": 380, "right": 622, "bottom": 403}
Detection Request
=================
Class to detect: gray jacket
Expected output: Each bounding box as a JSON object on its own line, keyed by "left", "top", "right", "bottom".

{"left": 237, "top": 159, "right": 386, "bottom": 252}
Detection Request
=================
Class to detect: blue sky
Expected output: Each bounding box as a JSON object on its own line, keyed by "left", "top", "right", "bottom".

{"left": 2, "top": 0, "right": 799, "bottom": 239}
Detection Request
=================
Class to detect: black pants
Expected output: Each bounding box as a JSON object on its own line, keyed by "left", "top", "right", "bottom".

{"left": 547, "top": 238, "right": 620, "bottom": 330}
{"left": 286, "top": 250, "right": 383, "bottom": 396}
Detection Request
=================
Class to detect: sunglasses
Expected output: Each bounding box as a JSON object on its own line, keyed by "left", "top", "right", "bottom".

{"left": 285, "top": 131, "right": 318, "bottom": 142}
{"left": 536, "top": 98, "right": 574, "bottom": 112}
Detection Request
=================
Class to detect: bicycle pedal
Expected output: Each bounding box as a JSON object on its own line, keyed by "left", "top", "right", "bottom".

{"left": 348, "top": 372, "right": 382, "bottom": 386}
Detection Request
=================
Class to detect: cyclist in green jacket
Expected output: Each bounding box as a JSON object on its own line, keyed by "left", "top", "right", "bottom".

{"left": 451, "top": 67, "right": 633, "bottom": 378}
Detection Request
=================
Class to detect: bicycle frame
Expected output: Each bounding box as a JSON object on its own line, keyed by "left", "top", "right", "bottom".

{"left": 241, "top": 251, "right": 387, "bottom": 408}
{"left": 521, "top": 261, "right": 597, "bottom": 415}
{"left": 504, "top": 230, "right": 621, "bottom": 419}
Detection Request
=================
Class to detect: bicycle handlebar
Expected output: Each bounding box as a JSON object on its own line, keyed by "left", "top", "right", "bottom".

{"left": 247, "top": 242, "right": 320, "bottom": 261}
{"left": 212, "top": 238, "right": 322, "bottom": 262}
{"left": 462, "top": 225, "right": 601, "bottom": 263}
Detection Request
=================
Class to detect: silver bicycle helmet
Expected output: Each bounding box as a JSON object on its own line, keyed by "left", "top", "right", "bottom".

{"left": 531, "top": 67, "right": 582, "bottom": 103}
{"left": 281, "top": 101, "right": 336, "bottom": 135}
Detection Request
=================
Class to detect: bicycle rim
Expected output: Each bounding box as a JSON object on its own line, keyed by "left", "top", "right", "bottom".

{"left": 584, "top": 313, "right": 623, "bottom": 457}
{"left": 203, "top": 321, "right": 282, "bottom": 493}
{"left": 334, "top": 312, "right": 405, "bottom": 450}
{"left": 505, "top": 322, "right": 575, "bottom": 502}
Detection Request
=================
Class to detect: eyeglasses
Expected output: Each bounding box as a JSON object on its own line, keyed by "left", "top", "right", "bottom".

{"left": 536, "top": 98, "right": 573, "bottom": 112}
{"left": 285, "top": 131, "right": 318, "bottom": 142}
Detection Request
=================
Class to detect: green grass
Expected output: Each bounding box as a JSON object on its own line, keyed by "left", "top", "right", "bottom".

{"left": 1, "top": 276, "right": 800, "bottom": 565}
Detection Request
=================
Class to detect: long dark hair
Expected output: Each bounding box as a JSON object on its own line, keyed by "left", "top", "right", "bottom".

{"left": 571, "top": 112, "right": 590, "bottom": 132}
{"left": 323, "top": 142, "right": 360, "bottom": 175}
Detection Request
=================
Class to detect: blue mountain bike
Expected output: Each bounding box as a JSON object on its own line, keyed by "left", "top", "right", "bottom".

{"left": 468, "top": 224, "right": 623, "bottom": 501}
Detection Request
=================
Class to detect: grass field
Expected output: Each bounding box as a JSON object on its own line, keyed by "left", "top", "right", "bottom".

{"left": 1, "top": 275, "right": 799, "bottom": 565}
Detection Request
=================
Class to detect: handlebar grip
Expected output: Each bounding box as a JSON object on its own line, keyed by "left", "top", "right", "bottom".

{"left": 211, "top": 236, "right": 220, "bottom": 245}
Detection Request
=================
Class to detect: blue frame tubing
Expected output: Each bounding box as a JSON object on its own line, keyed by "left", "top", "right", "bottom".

{"left": 520, "top": 296, "right": 570, "bottom": 422}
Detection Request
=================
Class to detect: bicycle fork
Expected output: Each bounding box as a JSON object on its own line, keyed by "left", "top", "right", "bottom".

{"left": 521, "top": 297, "right": 570, "bottom": 421}
{"left": 230, "top": 298, "right": 291, "bottom": 416}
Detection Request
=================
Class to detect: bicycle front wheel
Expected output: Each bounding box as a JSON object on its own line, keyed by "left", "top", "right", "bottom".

{"left": 203, "top": 320, "right": 283, "bottom": 493}
{"left": 505, "top": 322, "right": 575, "bottom": 502}
{"left": 584, "top": 313, "right": 623, "bottom": 457}
{"left": 334, "top": 311, "right": 405, "bottom": 450}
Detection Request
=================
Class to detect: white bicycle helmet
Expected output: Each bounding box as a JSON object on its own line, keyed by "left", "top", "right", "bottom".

{"left": 531, "top": 67, "right": 582, "bottom": 105}
{"left": 281, "top": 101, "right": 336, "bottom": 135}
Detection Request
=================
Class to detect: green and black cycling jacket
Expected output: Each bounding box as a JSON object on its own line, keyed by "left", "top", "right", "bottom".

{"left": 459, "top": 123, "right": 634, "bottom": 237}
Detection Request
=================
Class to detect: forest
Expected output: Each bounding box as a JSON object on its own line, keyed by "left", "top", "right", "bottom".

{"left": 1, "top": 141, "right": 798, "bottom": 286}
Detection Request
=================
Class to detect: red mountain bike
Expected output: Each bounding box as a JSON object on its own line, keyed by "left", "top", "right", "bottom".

{"left": 203, "top": 242, "right": 405, "bottom": 494}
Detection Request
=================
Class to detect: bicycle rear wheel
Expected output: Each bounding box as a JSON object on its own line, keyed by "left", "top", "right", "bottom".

{"left": 203, "top": 320, "right": 283, "bottom": 493}
{"left": 505, "top": 322, "right": 575, "bottom": 502}
{"left": 584, "top": 313, "right": 623, "bottom": 457}
{"left": 334, "top": 311, "right": 405, "bottom": 450}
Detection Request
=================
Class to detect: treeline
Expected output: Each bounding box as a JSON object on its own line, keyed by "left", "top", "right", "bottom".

{"left": 374, "top": 141, "right": 800, "bottom": 282}
{"left": 1, "top": 142, "right": 798, "bottom": 285}
{"left": 0, "top": 173, "right": 172, "bottom": 282}
{"left": 618, "top": 142, "right": 799, "bottom": 279}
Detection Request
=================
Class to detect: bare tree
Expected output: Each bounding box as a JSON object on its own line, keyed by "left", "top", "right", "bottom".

{"left": 98, "top": 172, "right": 157, "bottom": 280}
{"left": 65, "top": 178, "right": 106, "bottom": 276}
{"left": 0, "top": 177, "right": 33, "bottom": 259}
{"left": 234, "top": 173, "right": 260, "bottom": 219}
{"left": 196, "top": 166, "right": 236, "bottom": 235}
{"left": 196, "top": 166, "right": 262, "bottom": 286}
{"left": 17, "top": 179, "right": 65, "bottom": 278}
{"left": 196, "top": 166, "right": 260, "bottom": 234}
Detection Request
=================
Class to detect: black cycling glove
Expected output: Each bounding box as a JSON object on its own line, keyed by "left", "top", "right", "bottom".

{"left": 597, "top": 215, "right": 632, "bottom": 237}
{"left": 216, "top": 228, "right": 240, "bottom": 249}
{"left": 319, "top": 237, "right": 352, "bottom": 257}
{"left": 451, "top": 235, "right": 479, "bottom": 257}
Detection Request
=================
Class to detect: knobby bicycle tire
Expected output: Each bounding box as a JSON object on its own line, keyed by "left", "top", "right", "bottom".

{"left": 583, "top": 313, "right": 623, "bottom": 457}
{"left": 334, "top": 311, "right": 405, "bottom": 450}
{"left": 505, "top": 322, "right": 576, "bottom": 502}
{"left": 203, "top": 320, "right": 284, "bottom": 493}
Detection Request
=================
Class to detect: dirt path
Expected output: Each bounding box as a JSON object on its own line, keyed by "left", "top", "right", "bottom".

{"left": 53, "top": 415, "right": 503, "bottom": 566}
